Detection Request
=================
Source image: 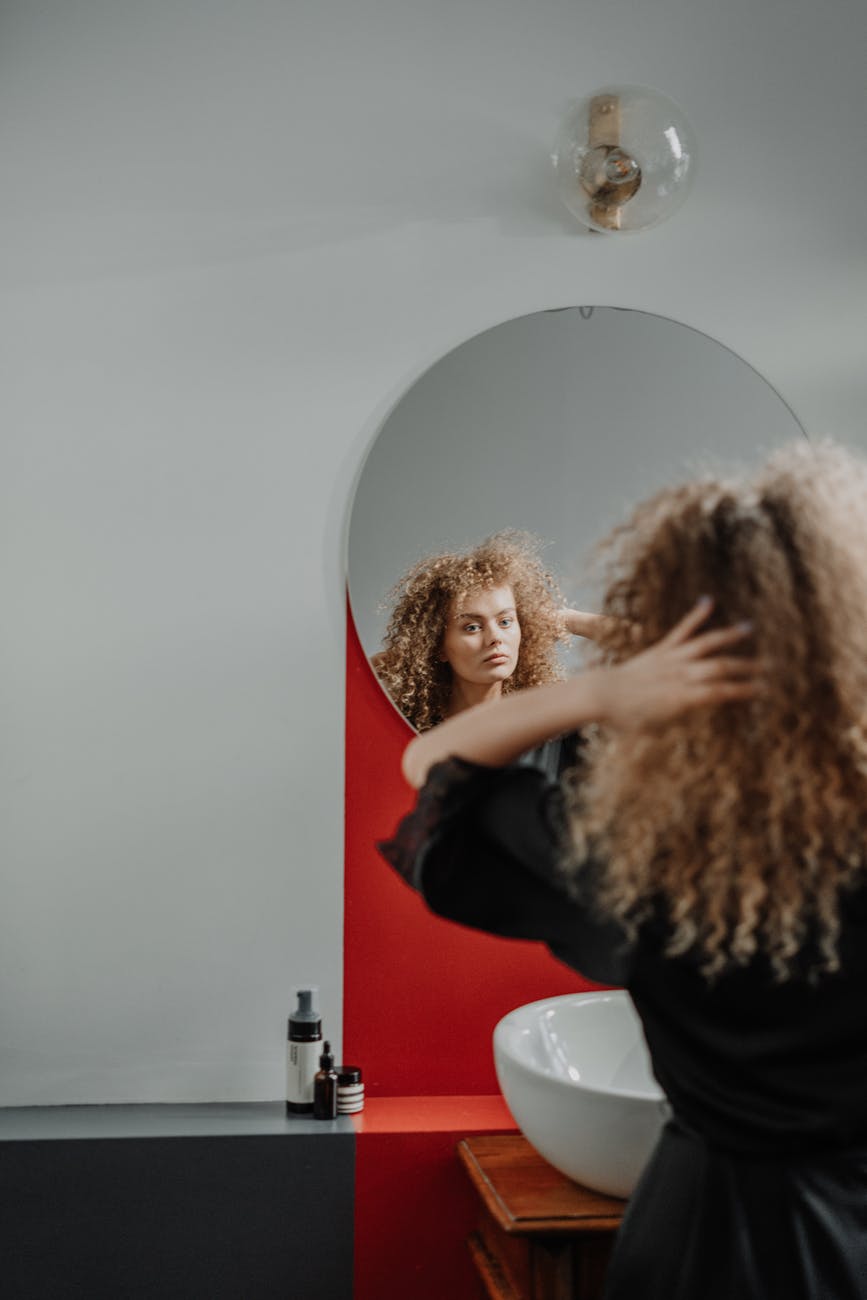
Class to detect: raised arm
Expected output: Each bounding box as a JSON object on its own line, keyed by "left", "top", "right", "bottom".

{"left": 562, "top": 607, "right": 617, "bottom": 641}
{"left": 402, "top": 598, "right": 760, "bottom": 787}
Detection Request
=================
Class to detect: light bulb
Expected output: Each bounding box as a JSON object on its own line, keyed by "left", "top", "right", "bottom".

{"left": 553, "top": 86, "right": 696, "bottom": 233}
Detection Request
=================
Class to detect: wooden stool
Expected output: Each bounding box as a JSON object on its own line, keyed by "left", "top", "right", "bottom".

{"left": 458, "top": 1135, "right": 625, "bottom": 1300}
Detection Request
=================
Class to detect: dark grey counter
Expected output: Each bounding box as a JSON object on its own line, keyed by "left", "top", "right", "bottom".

{"left": 0, "top": 1100, "right": 354, "bottom": 1140}
{"left": 0, "top": 1103, "right": 355, "bottom": 1299}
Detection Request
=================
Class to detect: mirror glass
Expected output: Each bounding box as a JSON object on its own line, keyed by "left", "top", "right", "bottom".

{"left": 347, "top": 307, "right": 805, "bottom": 727}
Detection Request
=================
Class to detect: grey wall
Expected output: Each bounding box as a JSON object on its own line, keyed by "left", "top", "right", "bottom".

{"left": 1, "top": 0, "right": 865, "bottom": 1104}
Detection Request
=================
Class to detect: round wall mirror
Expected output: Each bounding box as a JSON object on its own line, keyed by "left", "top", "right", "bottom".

{"left": 347, "top": 307, "right": 805, "bottom": 729}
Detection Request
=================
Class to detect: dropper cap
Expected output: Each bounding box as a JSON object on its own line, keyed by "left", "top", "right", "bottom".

{"left": 319, "top": 1041, "right": 335, "bottom": 1070}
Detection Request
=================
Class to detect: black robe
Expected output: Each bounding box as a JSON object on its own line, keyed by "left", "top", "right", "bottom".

{"left": 378, "top": 749, "right": 867, "bottom": 1300}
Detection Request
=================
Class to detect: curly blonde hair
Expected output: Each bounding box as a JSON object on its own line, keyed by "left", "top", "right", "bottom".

{"left": 376, "top": 532, "right": 567, "bottom": 731}
{"left": 568, "top": 441, "right": 867, "bottom": 981}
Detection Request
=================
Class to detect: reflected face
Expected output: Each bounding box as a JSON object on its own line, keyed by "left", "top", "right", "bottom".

{"left": 441, "top": 585, "right": 521, "bottom": 687}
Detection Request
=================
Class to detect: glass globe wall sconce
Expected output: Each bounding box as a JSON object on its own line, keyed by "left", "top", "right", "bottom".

{"left": 553, "top": 86, "right": 696, "bottom": 233}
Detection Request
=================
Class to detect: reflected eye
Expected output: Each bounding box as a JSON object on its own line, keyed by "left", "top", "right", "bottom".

{"left": 499, "top": 617, "right": 514, "bottom": 628}
{"left": 463, "top": 622, "right": 482, "bottom": 633}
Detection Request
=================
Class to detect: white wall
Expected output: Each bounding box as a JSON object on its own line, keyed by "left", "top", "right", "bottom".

{"left": 1, "top": 0, "right": 865, "bottom": 1104}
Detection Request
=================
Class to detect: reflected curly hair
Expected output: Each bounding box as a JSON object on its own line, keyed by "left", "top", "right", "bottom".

{"left": 376, "top": 532, "right": 566, "bottom": 732}
{"left": 568, "top": 441, "right": 867, "bottom": 981}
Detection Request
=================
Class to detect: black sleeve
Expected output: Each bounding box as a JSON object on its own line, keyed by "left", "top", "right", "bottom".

{"left": 377, "top": 755, "right": 633, "bottom": 985}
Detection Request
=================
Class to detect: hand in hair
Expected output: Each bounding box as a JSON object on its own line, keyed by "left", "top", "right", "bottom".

{"left": 598, "top": 597, "right": 762, "bottom": 733}
{"left": 402, "top": 597, "right": 760, "bottom": 788}
{"left": 562, "top": 607, "right": 641, "bottom": 644}
{"left": 562, "top": 608, "right": 612, "bottom": 640}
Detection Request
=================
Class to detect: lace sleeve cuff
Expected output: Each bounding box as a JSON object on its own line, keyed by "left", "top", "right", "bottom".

{"left": 377, "top": 756, "right": 522, "bottom": 891}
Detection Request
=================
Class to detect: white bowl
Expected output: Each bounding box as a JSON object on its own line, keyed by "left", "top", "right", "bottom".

{"left": 493, "top": 990, "right": 668, "bottom": 1197}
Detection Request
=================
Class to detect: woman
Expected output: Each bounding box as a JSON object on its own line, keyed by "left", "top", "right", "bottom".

{"left": 380, "top": 442, "right": 867, "bottom": 1299}
{"left": 373, "top": 530, "right": 604, "bottom": 733}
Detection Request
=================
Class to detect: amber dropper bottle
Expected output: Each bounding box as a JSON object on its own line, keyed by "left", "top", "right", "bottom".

{"left": 313, "top": 1041, "right": 338, "bottom": 1120}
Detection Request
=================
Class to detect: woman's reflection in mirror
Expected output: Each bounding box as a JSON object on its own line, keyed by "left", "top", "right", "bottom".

{"left": 371, "top": 532, "right": 604, "bottom": 734}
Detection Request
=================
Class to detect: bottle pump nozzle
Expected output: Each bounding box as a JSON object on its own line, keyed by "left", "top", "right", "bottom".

{"left": 293, "top": 987, "right": 319, "bottom": 1021}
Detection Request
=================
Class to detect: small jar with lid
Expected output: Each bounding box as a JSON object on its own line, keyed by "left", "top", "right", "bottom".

{"left": 336, "top": 1066, "right": 364, "bottom": 1114}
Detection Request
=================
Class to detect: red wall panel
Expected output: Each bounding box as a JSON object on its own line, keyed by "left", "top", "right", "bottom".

{"left": 344, "top": 598, "right": 597, "bottom": 1096}
{"left": 352, "top": 1097, "right": 516, "bottom": 1300}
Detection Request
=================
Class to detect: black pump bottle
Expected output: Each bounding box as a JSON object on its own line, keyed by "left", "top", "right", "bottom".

{"left": 286, "top": 987, "right": 321, "bottom": 1114}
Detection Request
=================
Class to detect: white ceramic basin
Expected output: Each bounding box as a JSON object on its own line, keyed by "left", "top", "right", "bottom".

{"left": 493, "top": 990, "right": 668, "bottom": 1198}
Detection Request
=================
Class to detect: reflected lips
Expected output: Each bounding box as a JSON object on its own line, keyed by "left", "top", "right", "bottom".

{"left": 484, "top": 653, "right": 509, "bottom": 664}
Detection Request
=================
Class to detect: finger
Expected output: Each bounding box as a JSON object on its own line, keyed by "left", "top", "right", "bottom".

{"left": 664, "top": 597, "right": 714, "bottom": 647}
{"left": 696, "top": 680, "right": 764, "bottom": 705}
{"left": 683, "top": 623, "right": 754, "bottom": 658}
{"left": 687, "top": 655, "right": 762, "bottom": 681}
